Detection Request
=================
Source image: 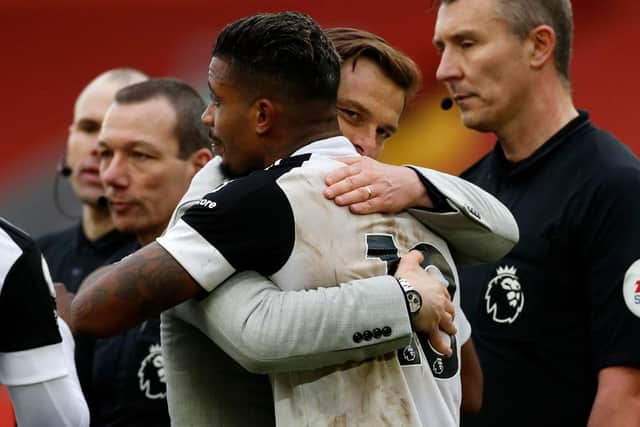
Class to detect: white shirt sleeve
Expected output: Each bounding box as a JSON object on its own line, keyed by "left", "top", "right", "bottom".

{"left": 5, "top": 319, "right": 89, "bottom": 427}
{"left": 166, "top": 271, "right": 412, "bottom": 373}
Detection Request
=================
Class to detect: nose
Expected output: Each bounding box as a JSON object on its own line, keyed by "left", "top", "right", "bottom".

{"left": 100, "top": 153, "right": 129, "bottom": 190}
{"left": 435, "top": 49, "right": 463, "bottom": 83}
{"left": 201, "top": 103, "right": 215, "bottom": 127}
{"left": 350, "top": 128, "right": 378, "bottom": 158}
{"left": 89, "top": 141, "right": 100, "bottom": 158}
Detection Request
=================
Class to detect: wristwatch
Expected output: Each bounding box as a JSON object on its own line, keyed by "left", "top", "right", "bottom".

{"left": 397, "top": 277, "right": 422, "bottom": 319}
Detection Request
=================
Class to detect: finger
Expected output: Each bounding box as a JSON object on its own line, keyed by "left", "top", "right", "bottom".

{"left": 429, "top": 330, "right": 453, "bottom": 356}
{"left": 425, "top": 265, "right": 449, "bottom": 287}
{"left": 325, "top": 162, "right": 361, "bottom": 186}
{"left": 334, "top": 185, "right": 375, "bottom": 206}
{"left": 333, "top": 156, "right": 363, "bottom": 166}
{"left": 403, "top": 250, "right": 425, "bottom": 266}
{"left": 327, "top": 171, "right": 379, "bottom": 202}
{"left": 348, "top": 200, "right": 379, "bottom": 215}
{"left": 394, "top": 252, "right": 425, "bottom": 278}
{"left": 439, "top": 311, "right": 457, "bottom": 336}
{"left": 444, "top": 299, "right": 455, "bottom": 318}
{"left": 325, "top": 190, "right": 368, "bottom": 206}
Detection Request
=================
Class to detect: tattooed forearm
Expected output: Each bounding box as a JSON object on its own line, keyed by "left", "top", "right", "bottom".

{"left": 70, "top": 242, "right": 201, "bottom": 337}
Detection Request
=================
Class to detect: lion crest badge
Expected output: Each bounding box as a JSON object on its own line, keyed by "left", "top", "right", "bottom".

{"left": 485, "top": 265, "right": 524, "bottom": 324}
{"left": 138, "top": 343, "right": 167, "bottom": 399}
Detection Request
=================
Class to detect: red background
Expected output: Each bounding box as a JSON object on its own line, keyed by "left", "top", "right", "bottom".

{"left": 0, "top": 1, "right": 638, "bottom": 421}
{"left": 0, "top": 0, "right": 638, "bottom": 194}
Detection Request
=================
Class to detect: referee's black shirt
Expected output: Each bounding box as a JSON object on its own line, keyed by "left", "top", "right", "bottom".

{"left": 460, "top": 111, "right": 640, "bottom": 427}
{"left": 37, "top": 223, "right": 141, "bottom": 426}
{"left": 37, "top": 223, "right": 136, "bottom": 294}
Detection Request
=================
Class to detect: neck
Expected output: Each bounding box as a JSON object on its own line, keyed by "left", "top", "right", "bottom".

{"left": 496, "top": 78, "right": 578, "bottom": 162}
{"left": 82, "top": 203, "right": 115, "bottom": 241}
{"left": 265, "top": 110, "right": 341, "bottom": 165}
{"left": 136, "top": 223, "right": 167, "bottom": 247}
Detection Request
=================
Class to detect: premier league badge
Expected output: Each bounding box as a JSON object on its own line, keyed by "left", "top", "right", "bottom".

{"left": 485, "top": 265, "right": 524, "bottom": 323}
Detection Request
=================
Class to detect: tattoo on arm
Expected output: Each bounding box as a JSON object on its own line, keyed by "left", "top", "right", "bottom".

{"left": 71, "top": 242, "right": 201, "bottom": 336}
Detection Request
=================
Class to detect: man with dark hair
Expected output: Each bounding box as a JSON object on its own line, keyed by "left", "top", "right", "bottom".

{"left": 154, "top": 24, "right": 508, "bottom": 426}
{"left": 331, "top": 1, "right": 640, "bottom": 426}
{"left": 114, "top": 78, "right": 212, "bottom": 160}
{"left": 87, "top": 77, "right": 213, "bottom": 426}
{"left": 73, "top": 13, "right": 516, "bottom": 426}
{"left": 102, "top": 78, "right": 213, "bottom": 245}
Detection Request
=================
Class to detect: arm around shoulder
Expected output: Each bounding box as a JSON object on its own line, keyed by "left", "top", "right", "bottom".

{"left": 407, "top": 166, "right": 518, "bottom": 265}
{"left": 172, "top": 271, "right": 413, "bottom": 373}
{"left": 71, "top": 242, "right": 203, "bottom": 337}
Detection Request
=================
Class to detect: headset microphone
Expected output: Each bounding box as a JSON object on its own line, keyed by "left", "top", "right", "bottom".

{"left": 97, "top": 196, "right": 109, "bottom": 208}
{"left": 53, "top": 162, "right": 77, "bottom": 220}
{"left": 440, "top": 97, "right": 454, "bottom": 111}
{"left": 57, "top": 159, "right": 72, "bottom": 177}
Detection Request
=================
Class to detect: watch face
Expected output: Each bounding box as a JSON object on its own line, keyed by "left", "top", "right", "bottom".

{"left": 407, "top": 291, "right": 421, "bottom": 314}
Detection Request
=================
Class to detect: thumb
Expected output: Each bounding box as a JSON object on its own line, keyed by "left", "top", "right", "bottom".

{"left": 402, "top": 250, "right": 425, "bottom": 266}
{"left": 428, "top": 330, "right": 453, "bottom": 356}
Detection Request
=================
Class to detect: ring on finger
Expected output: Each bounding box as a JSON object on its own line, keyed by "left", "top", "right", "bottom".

{"left": 365, "top": 186, "right": 373, "bottom": 199}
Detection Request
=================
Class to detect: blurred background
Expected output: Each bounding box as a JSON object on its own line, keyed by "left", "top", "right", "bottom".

{"left": 0, "top": 0, "right": 638, "bottom": 238}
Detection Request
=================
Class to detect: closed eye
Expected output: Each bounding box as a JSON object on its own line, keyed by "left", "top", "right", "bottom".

{"left": 208, "top": 93, "right": 220, "bottom": 107}
{"left": 132, "top": 151, "right": 152, "bottom": 160}
{"left": 461, "top": 40, "right": 475, "bottom": 49}
{"left": 97, "top": 147, "right": 112, "bottom": 159}
{"left": 76, "top": 119, "right": 101, "bottom": 134}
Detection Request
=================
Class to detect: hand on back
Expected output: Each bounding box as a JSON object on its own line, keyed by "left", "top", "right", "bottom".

{"left": 324, "top": 157, "right": 432, "bottom": 214}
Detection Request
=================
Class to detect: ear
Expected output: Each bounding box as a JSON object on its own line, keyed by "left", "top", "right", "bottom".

{"left": 254, "top": 98, "right": 277, "bottom": 136}
{"left": 188, "top": 147, "right": 214, "bottom": 173}
{"left": 528, "top": 25, "right": 556, "bottom": 70}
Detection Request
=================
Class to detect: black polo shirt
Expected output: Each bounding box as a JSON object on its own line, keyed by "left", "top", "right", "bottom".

{"left": 37, "top": 223, "right": 137, "bottom": 294}
{"left": 37, "top": 223, "right": 137, "bottom": 401}
{"left": 38, "top": 226, "right": 169, "bottom": 426}
{"left": 460, "top": 111, "right": 640, "bottom": 427}
{"left": 89, "top": 243, "right": 169, "bottom": 427}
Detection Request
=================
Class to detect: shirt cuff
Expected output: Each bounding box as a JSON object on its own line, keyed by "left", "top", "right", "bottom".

{"left": 406, "top": 166, "right": 454, "bottom": 213}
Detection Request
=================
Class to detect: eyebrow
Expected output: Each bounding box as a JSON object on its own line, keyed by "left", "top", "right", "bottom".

{"left": 74, "top": 117, "right": 101, "bottom": 128}
{"left": 97, "top": 139, "right": 159, "bottom": 154}
{"left": 434, "top": 28, "right": 481, "bottom": 46}
{"left": 339, "top": 99, "right": 370, "bottom": 116}
{"left": 339, "top": 99, "right": 398, "bottom": 134}
{"left": 76, "top": 117, "right": 100, "bottom": 124}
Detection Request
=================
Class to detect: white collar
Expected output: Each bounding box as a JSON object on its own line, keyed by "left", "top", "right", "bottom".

{"left": 290, "top": 135, "right": 359, "bottom": 158}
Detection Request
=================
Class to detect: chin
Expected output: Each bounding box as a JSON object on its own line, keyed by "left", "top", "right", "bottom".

{"left": 78, "top": 192, "right": 105, "bottom": 206}
{"left": 112, "top": 217, "right": 136, "bottom": 234}
{"left": 220, "top": 161, "right": 247, "bottom": 179}
{"left": 461, "top": 111, "right": 494, "bottom": 134}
